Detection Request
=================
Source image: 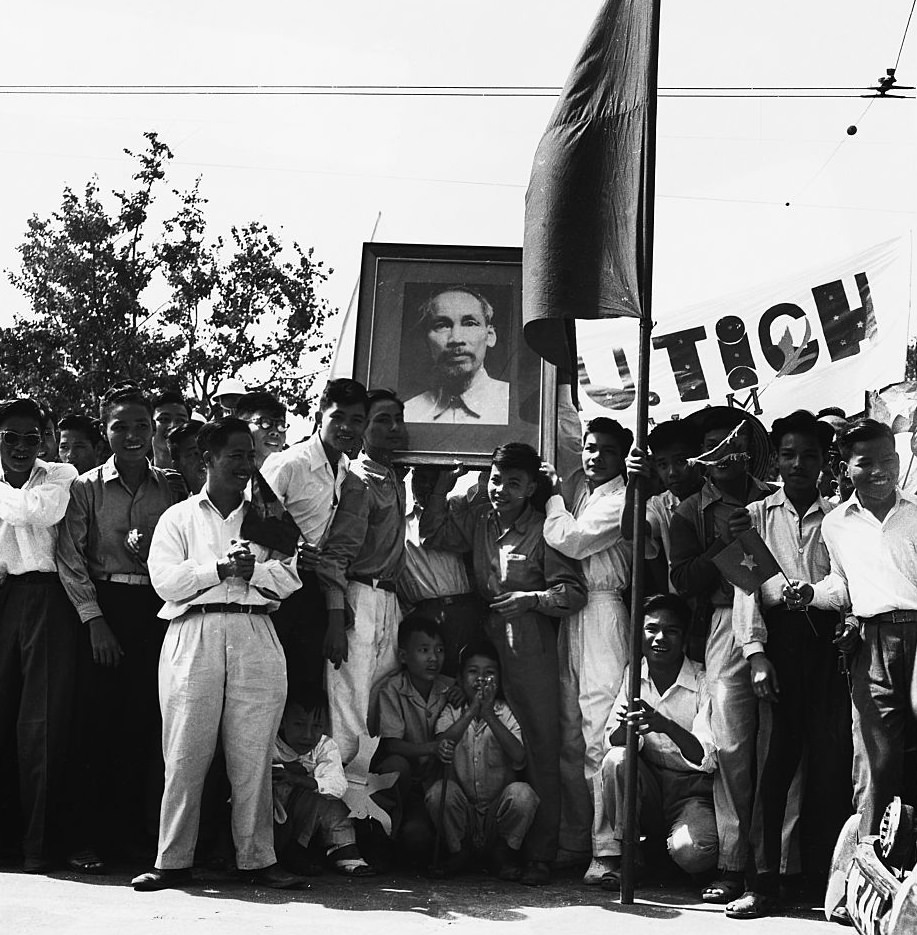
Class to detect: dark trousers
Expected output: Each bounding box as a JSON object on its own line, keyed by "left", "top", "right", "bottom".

{"left": 0, "top": 572, "right": 78, "bottom": 862}
{"left": 271, "top": 571, "right": 326, "bottom": 693}
{"left": 405, "top": 593, "right": 485, "bottom": 677}
{"left": 851, "top": 620, "right": 917, "bottom": 835}
{"left": 485, "top": 610, "right": 558, "bottom": 863}
{"left": 753, "top": 607, "right": 852, "bottom": 884}
{"left": 68, "top": 581, "right": 165, "bottom": 855}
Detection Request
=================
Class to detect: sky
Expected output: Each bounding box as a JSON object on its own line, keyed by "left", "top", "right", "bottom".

{"left": 0, "top": 1, "right": 915, "bottom": 389}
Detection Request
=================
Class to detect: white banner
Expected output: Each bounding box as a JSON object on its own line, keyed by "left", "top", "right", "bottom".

{"left": 576, "top": 237, "right": 912, "bottom": 428}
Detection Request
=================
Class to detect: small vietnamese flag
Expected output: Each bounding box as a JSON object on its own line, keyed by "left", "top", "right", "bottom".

{"left": 712, "top": 528, "right": 784, "bottom": 595}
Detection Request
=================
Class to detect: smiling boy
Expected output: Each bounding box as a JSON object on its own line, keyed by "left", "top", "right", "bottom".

{"left": 0, "top": 399, "right": 78, "bottom": 870}
{"left": 132, "top": 418, "right": 302, "bottom": 891}
{"left": 261, "top": 378, "right": 368, "bottom": 693}
{"left": 421, "top": 442, "right": 587, "bottom": 885}
{"left": 791, "top": 418, "right": 917, "bottom": 840}
{"left": 599, "top": 593, "right": 717, "bottom": 890}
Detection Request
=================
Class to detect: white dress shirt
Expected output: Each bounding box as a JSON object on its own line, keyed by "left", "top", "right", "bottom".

{"left": 259, "top": 432, "right": 349, "bottom": 545}
{"left": 543, "top": 474, "right": 635, "bottom": 592}
{"left": 820, "top": 489, "right": 917, "bottom": 618}
{"left": 733, "top": 488, "right": 845, "bottom": 657}
{"left": 272, "top": 733, "right": 347, "bottom": 800}
{"left": 0, "top": 459, "right": 77, "bottom": 574}
{"left": 148, "top": 489, "right": 300, "bottom": 620}
{"left": 404, "top": 369, "right": 509, "bottom": 425}
{"left": 608, "top": 657, "right": 717, "bottom": 773}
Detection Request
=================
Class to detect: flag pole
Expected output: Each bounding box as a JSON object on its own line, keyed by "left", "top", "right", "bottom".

{"left": 620, "top": 0, "right": 661, "bottom": 906}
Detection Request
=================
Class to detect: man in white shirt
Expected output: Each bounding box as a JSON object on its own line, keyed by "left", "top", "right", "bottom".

{"left": 599, "top": 593, "right": 718, "bottom": 890}
{"left": 132, "top": 419, "right": 302, "bottom": 892}
{"left": 404, "top": 287, "right": 510, "bottom": 425}
{"left": 0, "top": 399, "right": 78, "bottom": 871}
{"left": 260, "top": 379, "right": 368, "bottom": 692}
{"left": 792, "top": 418, "right": 917, "bottom": 838}
{"left": 543, "top": 417, "right": 637, "bottom": 881}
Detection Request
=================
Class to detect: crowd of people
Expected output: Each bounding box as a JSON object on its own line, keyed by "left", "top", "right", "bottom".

{"left": 1, "top": 373, "right": 914, "bottom": 920}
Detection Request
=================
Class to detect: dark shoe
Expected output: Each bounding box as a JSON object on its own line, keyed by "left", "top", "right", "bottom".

{"left": 248, "top": 863, "right": 308, "bottom": 889}
{"left": 521, "top": 860, "right": 551, "bottom": 887}
{"left": 132, "top": 868, "right": 193, "bottom": 891}
{"left": 491, "top": 840, "right": 523, "bottom": 882}
{"left": 725, "top": 890, "right": 776, "bottom": 919}
{"left": 67, "top": 849, "right": 107, "bottom": 875}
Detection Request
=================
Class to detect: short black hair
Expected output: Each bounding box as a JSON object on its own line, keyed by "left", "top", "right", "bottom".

{"left": 166, "top": 420, "right": 202, "bottom": 460}
{"left": 151, "top": 390, "right": 191, "bottom": 417}
{"left": 196, "top": 418, "right": 252, "bottom": 458}
{"left": 491, "top": 442, "right": 541, "bottom": 480}
{"left": 58, "top": 413, "right": 103, "bottom": 446}
{"left": 770, "top": 410, "right": 833, "bottom": 456}
{"left": 643, "top": 593, "right": 692, "bottom": 633}
{"left": 0, "top": 398, "right": 44, "bottom": 429}
{"left": 236, "top": 391, "right": 286, "bottom": 420}
{"left": 647, "top": 420, "right": 702, "bottom": 455}
{"left": 583, "top": 417, "right": 633, "bottom": 454}
{"left": 817, "top": 406, "right": 847, "bottom": 420}
{"left": 459, "top": 639, "right": 501, "bottom": 673}
{"left": 99, "top": 381, "right": 153, "bottom": 423}
{"left": 284, "top": 685, "right": 329, "bottom": 718}
{"left": 366, "top": 388, "right": 404, "bottom": 416}
{"left": 317, "top": 378, "right": 369, "bottom": 414}
{"left": 398, "top": 615, "right": 443, "bottom": 649}
{"left": 837, "top": 418, "right": 896, "bottom": 461}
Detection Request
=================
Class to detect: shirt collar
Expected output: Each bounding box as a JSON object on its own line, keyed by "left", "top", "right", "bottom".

{"left": 701, "top": 474, "right": 770, "bottom": 507}
{"left": 0, "top": 458, "right": 46, "bottom": 486}
{"left": 431, "top": 369, "right": 496, "bottom": 420}
{"left": 845, "top": 486, "right": 910, "bottom": 516}
{"left": 396, "top": 671, "right": 451, "bottom": 700}
{"left": 589, "top": 474, "right": 626, "bottom": 497}
{"left": 194, "top": 486, "right": 251, "bottom": 518}
{"left": 488, "top": 501, "right": 537, "bottom": 534}
{"left": 640, "top": 655, "right": 699, "bottom": 693}
{"left": 304, "top": 432, "right": 347, "bottom": 475}
{"left": 764, "top": 485, "right": 832, "bottom": 518}
{"left": 101, "top": 454, "right": 151, "bottom": 484}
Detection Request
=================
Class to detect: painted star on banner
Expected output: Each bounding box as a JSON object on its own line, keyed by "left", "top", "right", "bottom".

{"left": 740, "top": 553, "right": 757, "bottom": 572}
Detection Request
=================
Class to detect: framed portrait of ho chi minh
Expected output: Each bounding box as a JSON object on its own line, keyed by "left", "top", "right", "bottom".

{"left": 355, "top": 242, "right": 556, "bottom": 467}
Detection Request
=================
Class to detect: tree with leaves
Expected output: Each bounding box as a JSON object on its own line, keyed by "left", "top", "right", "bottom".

{"left": 2, "top": 131, "right": 333, "bottom": 417}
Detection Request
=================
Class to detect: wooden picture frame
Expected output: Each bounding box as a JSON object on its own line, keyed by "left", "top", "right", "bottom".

{"left": 355, "top": 242, "right": 556, "bottom": 467}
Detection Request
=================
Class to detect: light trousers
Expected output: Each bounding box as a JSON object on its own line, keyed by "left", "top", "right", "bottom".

{"left": 326, "top": 581, "right": 401, "bottom": 765}
{"left": 425, "top": 779, "right": 539, "bottom": 853}
{"left": 558, "top": 589, "right": 630, "bottom": 855}
{"left": 156, "top": 610, "right": 287, "bottom": 871}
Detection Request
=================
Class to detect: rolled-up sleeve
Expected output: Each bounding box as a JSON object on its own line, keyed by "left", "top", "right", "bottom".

{"left": 543, "top": 493, "right": 620, "bottom": 559}
{"left": 0, "top": 462, "right": 77, "bottom": 526}
{"left": 313, "top": 738, "right": 348, "bottom": 799}
{"left": 249, "top": 555, "right": 300, "bottom": 603}
{"left": 535, "top": 544, "right": 587, "bottom": 617}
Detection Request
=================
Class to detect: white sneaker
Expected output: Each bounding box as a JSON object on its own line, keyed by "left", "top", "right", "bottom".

{"left": 583, "top": 856, "right": 617, "bottom": 885}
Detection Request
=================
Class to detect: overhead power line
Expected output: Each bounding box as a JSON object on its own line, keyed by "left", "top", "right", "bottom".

{"left": 0, "top": 84, "right": 912, "bottom": 99}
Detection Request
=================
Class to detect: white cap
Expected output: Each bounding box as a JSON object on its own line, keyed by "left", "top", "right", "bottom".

{"left": 212, "top": 377, "right": 247, "bottom": 401}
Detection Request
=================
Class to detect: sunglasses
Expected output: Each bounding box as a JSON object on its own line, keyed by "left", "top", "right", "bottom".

{"left": 0, "top": 431, "right": 42, "bottom": 448}
{"left": 248, "top": 418, "right": 289, "bottom": 432}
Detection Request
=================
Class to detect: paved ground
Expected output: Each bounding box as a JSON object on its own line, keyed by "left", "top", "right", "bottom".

{"left": 1, "top": 864, "right": 836, "bottom": 935}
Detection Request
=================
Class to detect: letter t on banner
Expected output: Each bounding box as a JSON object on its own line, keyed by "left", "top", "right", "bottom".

{"left": 521, "top": 0, "right": 661, "bottom": 905}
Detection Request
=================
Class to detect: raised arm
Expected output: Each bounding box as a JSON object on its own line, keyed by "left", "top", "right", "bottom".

{"left": 0, "top": 461, "right": 77, "bottom": 527}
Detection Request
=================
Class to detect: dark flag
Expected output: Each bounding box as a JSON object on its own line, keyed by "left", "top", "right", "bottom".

{"left": 712, "top": 529, "right": 784, "bottom": 596}
{"left": 522, "top": 0, "right": 658, "bottom": 369}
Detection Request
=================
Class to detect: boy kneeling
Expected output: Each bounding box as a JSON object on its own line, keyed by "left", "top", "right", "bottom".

{"left": 599, "top": 594, "right": 718, "bottom": 890}
{"left": 273, "top": 687, "right": 375, "bottom": 877}
{"left": 426, "top": 641, "right": 539, "bottom": 881}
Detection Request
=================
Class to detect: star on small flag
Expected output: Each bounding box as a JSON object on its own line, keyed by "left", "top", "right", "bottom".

{"left": 740, "top": 552, "right": 757, "bottom": 572}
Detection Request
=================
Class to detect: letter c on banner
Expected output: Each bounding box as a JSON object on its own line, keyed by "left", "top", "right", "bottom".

{"left": 758, "top": 303, "right": 819, "bottom": 374}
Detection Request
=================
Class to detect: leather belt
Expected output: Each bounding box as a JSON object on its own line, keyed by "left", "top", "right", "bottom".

{"left": 865, "top": 610, "right": 917, "bottom": 625}
{"left": 96, "top": 573, "right": 151, "bottom": 586}
{"left": 351, "top": 575, "right": 396, "bottom": 593}
{"left": 416, "top": 594, "right": 475, "bottom": 608}
{"left": 193, "top": 603, "right": 266, "bottom": 616}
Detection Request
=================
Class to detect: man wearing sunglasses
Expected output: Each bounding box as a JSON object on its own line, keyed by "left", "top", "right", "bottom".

{"left": 0, "top": 398, "right": 79, "bottom": 871}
